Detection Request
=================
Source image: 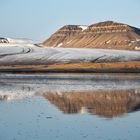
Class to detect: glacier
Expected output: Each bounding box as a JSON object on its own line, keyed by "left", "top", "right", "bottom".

{"left": 0, "top": 43, "right": 140, "bottom": 65}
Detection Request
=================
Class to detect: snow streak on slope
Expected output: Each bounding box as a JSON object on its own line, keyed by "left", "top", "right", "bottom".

{"left": 0, "top": 44, "right": 140, "bottom": 65}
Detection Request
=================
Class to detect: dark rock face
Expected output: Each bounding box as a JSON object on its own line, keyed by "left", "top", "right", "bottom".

{"left": 0, "top": 38, "right": 9, "bottom": 43}
{"left": 43, "top": 21, "right": 140, "bottom": 50}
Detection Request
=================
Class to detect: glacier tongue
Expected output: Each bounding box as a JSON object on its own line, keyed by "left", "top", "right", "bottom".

{"left": 0, "top": 44, "right": 140, "bottom": 65}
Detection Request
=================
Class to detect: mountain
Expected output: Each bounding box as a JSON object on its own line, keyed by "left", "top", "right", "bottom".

{"left": 0, "top": 21, "right": 140, "bottom": 72}
{"left": 42, "top": 21, "right": 140, "bottom": 50}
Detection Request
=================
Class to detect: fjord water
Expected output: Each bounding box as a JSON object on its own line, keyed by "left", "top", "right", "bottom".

{"left": 0, "top": 73, "right": 140, "bottom": 140}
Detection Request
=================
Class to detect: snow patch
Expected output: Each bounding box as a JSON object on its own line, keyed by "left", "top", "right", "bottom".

{"left": 79, "top": 25, "right": 88, "bottom": 31}
{"left": 67, "top": 40, "right": 72, "bottom": 44}
{"left": 57, "top": 43, "right": 63, "bottom": 47}
{"left": 135, "top": 46, "right": 140, "bottom": 50}
{"left": 106, "top": 40, "right": 111, "bottom": 44}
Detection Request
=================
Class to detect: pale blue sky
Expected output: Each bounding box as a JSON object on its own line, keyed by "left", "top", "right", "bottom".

{"left": 0, "top": 0, "right": 140, "bottom": 41}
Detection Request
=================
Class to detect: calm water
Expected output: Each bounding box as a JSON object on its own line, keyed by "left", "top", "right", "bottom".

{"left": 0, "top": 73, "right": 140, "bottom": 140}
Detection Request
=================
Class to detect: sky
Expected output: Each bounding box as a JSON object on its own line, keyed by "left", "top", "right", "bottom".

{"left": 0, "top": 0, "right": 140, "bottom": 41}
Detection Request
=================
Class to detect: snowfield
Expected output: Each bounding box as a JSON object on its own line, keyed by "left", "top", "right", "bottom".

{"left": 0, "top": 43, "right": 140, "bottom": 66}
{"left": 7, "top": 38, "right": 35, "bottom": 44}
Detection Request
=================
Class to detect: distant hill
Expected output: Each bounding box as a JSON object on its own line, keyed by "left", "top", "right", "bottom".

{"left": 0, "top": 37, "right": 35, "bottom": 44}
{"left": 0, "top": 37, "right": 9, "bottom": 43}
{"left": 43, "top": 21, "right": 140, "bottom": 50}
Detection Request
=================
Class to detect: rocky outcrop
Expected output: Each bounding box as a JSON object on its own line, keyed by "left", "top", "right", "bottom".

{"left": 0, "top": 37, "right": 9, "bottom": 43}
{"left": 0, "top": 37, "right": 35, "bottom": 44}
{"left": 43, "top": 21, "right": 140, "bottom": 50}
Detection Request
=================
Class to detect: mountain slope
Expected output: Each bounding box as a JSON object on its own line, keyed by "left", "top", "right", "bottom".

{"left": 0, "top": 44, "right": 140, "bottom": 72}
{"left": 43, "top": 21, "right": 140, "bottom": 50}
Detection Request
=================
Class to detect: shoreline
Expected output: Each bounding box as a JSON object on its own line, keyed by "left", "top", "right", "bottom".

{"left": 0, "top": 68, "right": 139, "bottom": 73}
{"left": 0, "top": 61, "right": 139, "bottom": 73}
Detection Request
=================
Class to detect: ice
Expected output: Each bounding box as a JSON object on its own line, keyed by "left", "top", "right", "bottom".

{"left": 0, "top": 44, "right": 140, "bottom": 65}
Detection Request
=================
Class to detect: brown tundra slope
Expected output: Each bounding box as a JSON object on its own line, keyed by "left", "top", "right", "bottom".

{"left": 43, "top": 21, "right": 140, "bottom": 50}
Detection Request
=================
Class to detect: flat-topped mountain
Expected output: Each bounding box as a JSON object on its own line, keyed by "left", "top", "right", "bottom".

{"left": 43, "top": 21, "right": 140, "bottom": 50}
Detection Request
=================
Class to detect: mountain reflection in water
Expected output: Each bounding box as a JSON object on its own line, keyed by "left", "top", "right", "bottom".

{"left": 0, "top": 73, "right": 140, "bottom": 118}
{"left": 42, "top": 90, "right": 140, "bottom": 118}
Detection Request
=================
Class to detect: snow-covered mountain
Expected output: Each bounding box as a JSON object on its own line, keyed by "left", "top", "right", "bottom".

{"left": 0, "top": 37, "right": 35, "bottom": 44}
{"left": 7, "top": 38, "right": 35, "bottom": 44}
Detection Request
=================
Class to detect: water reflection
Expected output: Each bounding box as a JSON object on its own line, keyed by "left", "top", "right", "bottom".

{"left": 0, "top": 73, "right": 140, "bottom": 118}
{"left": 42, "top": 90, "right": 140, "bottom": 118}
